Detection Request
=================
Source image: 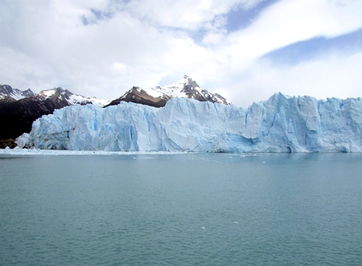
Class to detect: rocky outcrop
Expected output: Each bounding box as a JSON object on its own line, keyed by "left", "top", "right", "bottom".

{"left": 106, "top": 87, "right": 168, "bottom": 108}
{"left": 106, "top": 75, "right": 228, "bottom": 108}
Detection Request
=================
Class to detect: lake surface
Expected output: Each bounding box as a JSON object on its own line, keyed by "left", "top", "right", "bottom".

{"left": 0, "top": 153, "right": 361, "bottom": 265}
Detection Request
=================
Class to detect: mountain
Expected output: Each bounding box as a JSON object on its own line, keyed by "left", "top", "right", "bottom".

{"left": 0, "top": 85, "right": 35, "bottom": 102}
{"left": 17, "top": 94, "right": 362, "bottom": 152}
{"left": 0, "top": 76, "right": 227, "bottom": 148}
{"left": 37, "top": 88, "right": 109, "bottom": 107}
{"left": 0, "top": 86, "right": 108, "bottom": 148}
{"left": 106, "top": 75, "right": 228, "bottom": 108}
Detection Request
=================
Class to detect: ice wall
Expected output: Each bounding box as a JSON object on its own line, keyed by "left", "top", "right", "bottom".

{"left": 17, "top": 93, "right": 362, "bottom": 152}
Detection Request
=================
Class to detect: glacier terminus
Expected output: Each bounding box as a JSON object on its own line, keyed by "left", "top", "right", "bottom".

{"left": 16, "top": 93, "right": 362, "bottom": 153}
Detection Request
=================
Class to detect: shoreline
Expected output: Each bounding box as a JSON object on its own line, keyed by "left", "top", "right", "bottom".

{"left": 0, "top": 148, "right": 191, "bottom": 156}
{"left": 1, "top": 148, "right": 361, "bottom": 156}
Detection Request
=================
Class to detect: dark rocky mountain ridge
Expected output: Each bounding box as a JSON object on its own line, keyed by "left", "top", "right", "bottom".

{"left": 0, "top": 85, "right": 35, "bottom": 102}
{"left": 0, "top": 86, "right": 107, "bottom": 148}
{"left": 0, "top": 77, "right": 228, "bottom": 148}
{"left": 106, "top": 75, "right": 228, "bottom": 108}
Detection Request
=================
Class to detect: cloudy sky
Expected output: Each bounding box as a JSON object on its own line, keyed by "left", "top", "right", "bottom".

{"left": 1, "top": 0, "right": 362, "bottom": 106}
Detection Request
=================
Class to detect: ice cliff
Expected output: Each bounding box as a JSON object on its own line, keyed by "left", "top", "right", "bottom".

{"left": 17, "top": 93, "right": 362, "bottom": 152}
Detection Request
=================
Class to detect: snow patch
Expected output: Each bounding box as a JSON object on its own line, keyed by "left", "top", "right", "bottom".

{"left": 39, "top": 89, "right": 56, "bottom": 98}
{"left": 68, "top": 94, "right": 109, "bottom": 106}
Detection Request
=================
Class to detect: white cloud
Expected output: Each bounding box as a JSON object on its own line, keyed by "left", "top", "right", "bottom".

{"left": 123, "top": 0, "right": 262, "bottom": 30}
{"left": 0, "top": 0, "right": 361, "bottom": 105}
{"left": 228, "top": 52, "right": 362, "bottom": 106}
{"left": 198, "top": 0, "right": 362, "bottom": 104}
{"left": 225, "top": 0, "right": 362, "bottom": 57}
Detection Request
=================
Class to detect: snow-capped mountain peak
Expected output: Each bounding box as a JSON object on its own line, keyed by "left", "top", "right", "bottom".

{"left": 38, "top": 88, "right": 57, "bottom": 98}
{"left": 0, "top": 85, "right": 35, "bottom": 101}
{"left": 147, "top": 75, "right": 201, "bottom": 98}
{"left": 106, "top": 75, "right": 228, "bottom": 108}
{"left": 149, "top": 75, "right": 228, "bottom": 104}
{"left": 38, "top": 87, "right": 109, "bottom": 107}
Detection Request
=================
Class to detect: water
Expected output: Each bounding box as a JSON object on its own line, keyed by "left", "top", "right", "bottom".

{"left": 0, "top": 153, "right": 361, "bottom": 266}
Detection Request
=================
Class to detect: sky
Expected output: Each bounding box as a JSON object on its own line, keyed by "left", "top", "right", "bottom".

{"left": 0, "top": 0, "right": 362, "bottom": 106}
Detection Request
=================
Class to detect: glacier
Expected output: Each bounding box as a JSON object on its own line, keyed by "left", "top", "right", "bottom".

{"left": 16, "top": 93, "right": 362, "bottom": 152}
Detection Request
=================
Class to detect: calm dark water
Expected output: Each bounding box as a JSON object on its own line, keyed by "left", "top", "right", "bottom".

{"left": 0, "top": 153, "right": 361, "bottom": 266}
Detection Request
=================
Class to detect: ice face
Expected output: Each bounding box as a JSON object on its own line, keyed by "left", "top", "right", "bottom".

{"left": 17, "top": 93, "right": 362, "bottom": 152}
